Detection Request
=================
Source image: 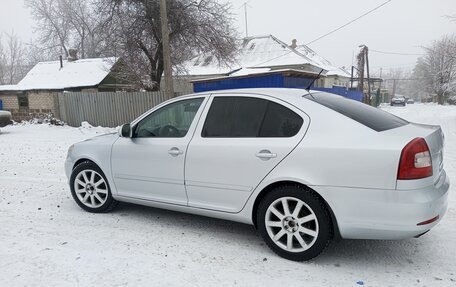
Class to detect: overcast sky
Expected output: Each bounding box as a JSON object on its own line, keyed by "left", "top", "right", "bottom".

{"left": 1, "top": 0, "right": 455, "bottom": 76}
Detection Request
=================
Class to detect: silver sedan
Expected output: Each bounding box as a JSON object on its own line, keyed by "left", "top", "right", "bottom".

{"left": 65, "top": 88, "right": 449, "bottom": 261}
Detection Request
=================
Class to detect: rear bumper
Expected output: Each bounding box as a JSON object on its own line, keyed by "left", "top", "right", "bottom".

{"left": 315, "top": 170, "right": 449, "bottom": 240}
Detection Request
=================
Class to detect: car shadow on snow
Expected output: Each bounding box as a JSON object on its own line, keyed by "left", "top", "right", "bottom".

{"left": 110, "top": 202, "right": 439, "bottom": 266}
{"left": 112, "top": 202, "right": 266, "bottom": 249}
{"left": 317, "top": 238, "right": 427, "bottom": 265}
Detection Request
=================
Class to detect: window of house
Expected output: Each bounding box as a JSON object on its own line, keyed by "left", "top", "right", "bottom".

{"left": 17, "top": 94, "right": 29, "bottom": 108}
{"left": 202, "top": 97, "right": 303, "bottom": 138}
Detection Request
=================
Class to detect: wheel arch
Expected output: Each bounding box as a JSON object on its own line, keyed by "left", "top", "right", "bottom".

{"left": 251, "top": 180, "right": 341, "bottom": 240}
{"left": 73, "top": 158, "right": 95, "bottom": 170}
{"left": 72, "top": 157, "right": 103, "bottom": 171}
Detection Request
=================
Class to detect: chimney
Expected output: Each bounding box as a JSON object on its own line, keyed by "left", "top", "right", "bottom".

{"left": 290, "top": 39, "right": 297, "bottom": 49}
{"left": 68, "top": 48, "right": 78, "bottom": 62}
{"left": 59, "top": 55, "right": 63, "bottom": 69}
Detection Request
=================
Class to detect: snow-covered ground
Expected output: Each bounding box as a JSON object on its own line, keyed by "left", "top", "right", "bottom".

{"left": 0, "top": 104, "right": 455, "bottom": 287}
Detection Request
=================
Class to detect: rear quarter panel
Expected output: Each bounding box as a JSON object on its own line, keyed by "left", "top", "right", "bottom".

{"left": 261, "top": 99, "right": 405, "bottom": 190}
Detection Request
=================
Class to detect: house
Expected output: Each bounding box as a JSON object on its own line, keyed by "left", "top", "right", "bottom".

{"left": 176, "top": 35, "right": 351, "bottom": 92}
{"left": 192, "top": 68, "right": 323, "bottom": 93}
{"left": 294, "top": 44, "right": 351, "bottom": 87}
{"left": 0, "top": 55, "right": 127, "bottom": 121}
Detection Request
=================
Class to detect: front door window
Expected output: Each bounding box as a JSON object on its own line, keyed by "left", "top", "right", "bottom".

{"left": 134, "top": 98, "right": 204, "bottom": 138}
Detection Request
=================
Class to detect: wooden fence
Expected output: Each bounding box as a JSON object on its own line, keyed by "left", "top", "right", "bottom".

{"left": 57, "top": 91, "right": 188, "bottom": 127}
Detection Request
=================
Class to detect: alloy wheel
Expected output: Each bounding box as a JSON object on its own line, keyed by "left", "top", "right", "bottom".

{"left": 73, "top": 169, "right": 109, "bottom": 208}
{"left": 265, "top": 197, "right": 319, "bottom": 252}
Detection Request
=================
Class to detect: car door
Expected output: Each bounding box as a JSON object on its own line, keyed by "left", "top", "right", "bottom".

{"left": 185, "top": 94, "right": 310, "bottom": 213}
{"left": 111, "top": 96, "right": 207, "bottom": 205}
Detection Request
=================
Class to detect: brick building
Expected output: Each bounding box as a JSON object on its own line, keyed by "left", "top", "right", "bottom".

{"left": 0, "top": 56, "right": 126, "bottom": 121}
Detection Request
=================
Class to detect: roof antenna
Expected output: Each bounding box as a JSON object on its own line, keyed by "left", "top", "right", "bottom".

{"left": 59, "top": 55, "right": 63, "bottom": 70}
{"left": 305, "top": 69, "right": 324, "bottom": 91}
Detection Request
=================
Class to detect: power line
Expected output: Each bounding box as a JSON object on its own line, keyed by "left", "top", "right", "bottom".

{"left": 370, "top": 49, "right": 423, "bottom": 56}
{"left": 383, "top": 78, "right": 427, "bottom": 81}
{"left": 306, "top": 0, "right": 393, "bottom": 45}
{"left": 370, "top": 63, "right": 416, "bottom": 68}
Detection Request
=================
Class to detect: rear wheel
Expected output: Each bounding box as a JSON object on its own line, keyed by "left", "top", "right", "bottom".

{"left": 257, "top": 185, "right": 332, "bottom": 261}
{"left": 70, "top": 161, "right": 118, "bottom": 213}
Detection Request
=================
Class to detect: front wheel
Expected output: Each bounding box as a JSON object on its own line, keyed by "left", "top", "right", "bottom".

{"left": 70, "top": 161, "right": 118, "bottom": 213}
{"left": 257, "top": 185, "right": 332, "bottom": 261}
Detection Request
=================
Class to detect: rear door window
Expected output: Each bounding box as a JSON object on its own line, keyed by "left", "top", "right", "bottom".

{"left": 202, "top": 97, "right": 267, "bottom": 137}
{"left": 202, "top": 96, "right": 303, "bottom": 137}
{"left": 306, "top": 92, "right": 408, "bottom": 131}
{"left": 259, "top": 101, "right": 303, "bottom": 137}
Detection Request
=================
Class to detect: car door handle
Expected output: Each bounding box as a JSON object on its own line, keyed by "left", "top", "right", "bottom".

{"left": 168, "top": 147, "right": 183, "bottom": 156}
{"left": 255, "top": 150, "right": 277, "bottom": 160}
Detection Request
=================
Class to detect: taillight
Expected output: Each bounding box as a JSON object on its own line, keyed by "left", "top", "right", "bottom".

{"left": 397, "top": 138, "right": 433, "bottom": 180}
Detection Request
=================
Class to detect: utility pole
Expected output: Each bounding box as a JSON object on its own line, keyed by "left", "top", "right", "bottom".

{"left": 160, "top": 0, "right": 174, "bottom": 100}
{"left": 350, "top": 66, "right": 354, "bottom": 89}
{"left": 242, "top": 2, "right": 251, "bottom": 38}
{"left": 358, "top": 45, "right": 371, "bottom": 104}
{"left": 357, "top": 49, "right": 365, "bottom": 98}
{"left": 392, "top": 79, "right": 397, "bottom": 98}
{"left": 365, "top": 46, "right": 371, "bottom": 104}
{"left": 379, "top": 67, "right": 383, "bottom": 88}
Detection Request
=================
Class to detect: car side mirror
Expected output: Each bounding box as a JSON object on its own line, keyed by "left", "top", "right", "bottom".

{"left": 119, "top": 123, "right": 132, "bottom": 138}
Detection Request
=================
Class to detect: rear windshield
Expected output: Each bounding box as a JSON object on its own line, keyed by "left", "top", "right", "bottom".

{"left": 305, "top": 92, "right": 408, "bottom": 132}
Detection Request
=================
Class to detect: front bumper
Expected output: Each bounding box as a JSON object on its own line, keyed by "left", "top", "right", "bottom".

{"left": 64, "top": 156, "right": 73, "bottom": 183}
{"left": 315, "top": 170, "right": 449, "bottom": 240}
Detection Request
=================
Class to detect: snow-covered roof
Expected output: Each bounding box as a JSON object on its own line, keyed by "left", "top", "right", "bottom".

{"left": 0, "top": 57, "right": 117, "bottom": 91}
{"left": 183, "top": 35, "right": 326, "bottom": 76}
{"left": 295, "top": 45, "right": 351, "bottom": 78}
{"left": 228, "top": 67, "right": 271, "bottom": 77}
{"left": 191, "top": 68, "right": 324, "bottom": 83}
{"left": 0, "top": 85, "right": 22, "bottom": 92}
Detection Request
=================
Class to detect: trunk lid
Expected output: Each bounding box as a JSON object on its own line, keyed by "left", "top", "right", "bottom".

{"left": 418, "top": 124, "right": 445, "bottom": 182}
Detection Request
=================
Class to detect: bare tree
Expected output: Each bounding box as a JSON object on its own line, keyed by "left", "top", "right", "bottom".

{"left": 26, "top": 0, "right": 72, "bottom": 58}
{"left": 0, "top": 32, "right": 28, "bottom": 85}
{"left": 410, "top": 58, "right": 434, "bottom": 101}
{"left": 445, "top": 14, "right": 456, "bottom": 23}
{"left": 101, "top": 0, "right": 238, "bottom": 90}
{"left": 59, "top": 0, "right": 115, "bottom": 58}
{"left": 26, "top": 0, "right": 114, "bottom": 60}
{"left": 419, "top": 35, "right": 456, "bottom": 104}
{"left": 25, "top": 0, "right": 238, "bottom": 90}
{"left": 0, "top": 37, "right": 5, "bottom": 84}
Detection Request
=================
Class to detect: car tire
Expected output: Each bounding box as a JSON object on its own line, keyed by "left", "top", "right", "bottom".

{"left": 70, "top": 161, "right": 118, "bottom": 213}
{"left": 257, "top": 185, "right": 332, "bottom": 261}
